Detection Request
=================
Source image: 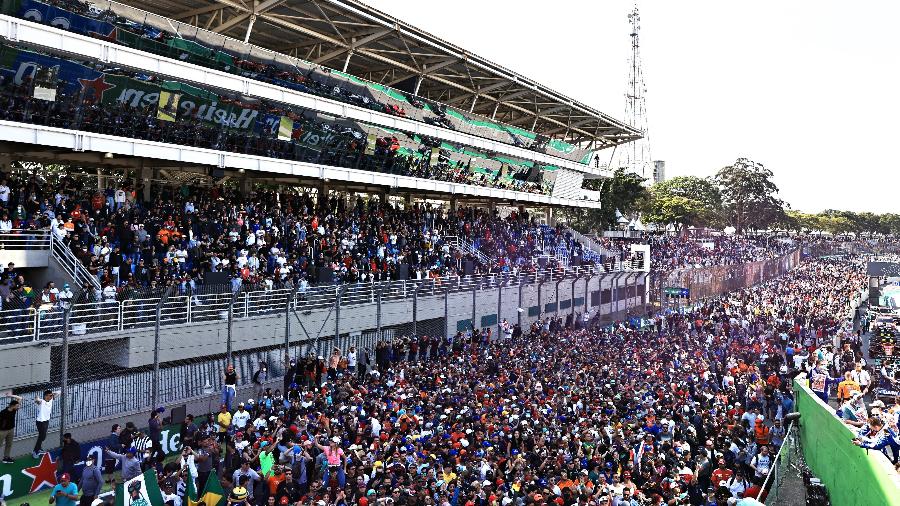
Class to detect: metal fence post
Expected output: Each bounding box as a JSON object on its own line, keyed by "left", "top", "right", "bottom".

{"left": 496, "top": 281, "right": 503, "bottom": 340}
{"left": 517, "top": 280, "right": 524, "bottom": 328}
{"left": 333, "top": 286, "right": 343, "bottom": 356}
{"left": 227, "top": 288, "right": 241, "bottom": 366}
{"left": 443, "top": 286, "right": 450, "bottom": 339}
{"left": 412, "top": 283, "right": 419, "bottom": 338}
{"left": 58, "top": 307, "right": 72, "bottom": 446}
{"left": 376, "top": 285, "right": 384, "bottom": 341}
{"left": 152, "top": 285, "right": 176, "bottom": 410}
{"left": 471, "top": 285, "right": 477, "bottom": 333}
{"left": 285, "top": 285, "right": 299, "bottom": 361}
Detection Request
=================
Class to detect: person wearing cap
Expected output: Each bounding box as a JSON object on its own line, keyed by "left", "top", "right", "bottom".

{"left": 839, "top": 392, "right": 868, "bottom": 428}
{"left": 315, "top": 435, "right": 346, "bottom": 487}
{"left": 79, "top": 454, "right": 103, "bottom": 506}
{"left": 50, "top": 472, "right": 79, "bottom": 506}
{"left": 104, "top": 445, "right": 142, "bottom": 481}
{"left": 0, "top": 394, "right": 21, "bottom": 463}
{"left": 218, "top": 404, "right": 233, "bottom": 443}
{"left": 233, "top": 402, "right": 251, "bottom": 432}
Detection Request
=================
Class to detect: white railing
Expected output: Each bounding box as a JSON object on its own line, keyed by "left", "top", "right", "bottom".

{"left": 49, "top": 233, "right": 100, "bottom": 290}
{"left": 0, "top": 229, "right": 51, "bottom": 250}
{"left": 0, "top": 262, "right": 639, "bottom": 343}
{"left": 444, "top": 235, "right": 491, "bottom": 266}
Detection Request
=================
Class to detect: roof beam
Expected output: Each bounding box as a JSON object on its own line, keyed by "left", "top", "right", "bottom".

{"left": 312, "top": 27, "right": 393, "bottom": 64}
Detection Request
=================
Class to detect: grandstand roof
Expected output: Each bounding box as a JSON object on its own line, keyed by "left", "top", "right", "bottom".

{"left": 114, "top": 0, "right": 641, "bottom": 151}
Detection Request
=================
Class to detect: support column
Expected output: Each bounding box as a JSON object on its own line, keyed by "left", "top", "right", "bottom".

{"left": 140, "top": 167, "right": 153, "bottom": 203}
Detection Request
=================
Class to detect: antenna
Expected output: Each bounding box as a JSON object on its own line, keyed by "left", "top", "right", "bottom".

{"left": 613, "top": 3, "right": 652, "bottom": 179}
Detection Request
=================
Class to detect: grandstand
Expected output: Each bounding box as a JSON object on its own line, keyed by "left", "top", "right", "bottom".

{"left": 0, "top": 0, "right": 651, "bottom": 467}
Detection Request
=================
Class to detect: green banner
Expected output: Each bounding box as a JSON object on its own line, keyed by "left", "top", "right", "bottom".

{"left": 794, "top": 378, "right": 900, "bottom": 506}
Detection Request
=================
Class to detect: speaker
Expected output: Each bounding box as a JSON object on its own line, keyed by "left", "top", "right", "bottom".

{"left": 170, "top": 405, "right": 187, "bottom": 425}
{"left": 397, "top": 264, "right": 409, "bottom": 280}
{"left": 205, "top": 271, "right": 230, "bottom": 286}
{"left": 464, "top": 261, "right": 475, "bottom": 276}
{"left": 318, "top": 267, "right": 334, "bottom": 283}
{"left": 538, "top": 257, "right": 548, "bottom": 269}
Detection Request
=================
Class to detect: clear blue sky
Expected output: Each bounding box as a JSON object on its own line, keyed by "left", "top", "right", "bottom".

{"left": 364, "top": 0, "right": 899, "bottom": 214}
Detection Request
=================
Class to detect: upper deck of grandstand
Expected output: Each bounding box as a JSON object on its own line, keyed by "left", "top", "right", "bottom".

{"left": 3, "top": 0, "right": 638, "bottom": 170}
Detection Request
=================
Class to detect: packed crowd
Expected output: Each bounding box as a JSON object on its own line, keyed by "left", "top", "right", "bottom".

{"left": 3, "top": 0, "right": 587, "bottom": 164}
{"left": 2, "top": 256, "right": 872, "bottom": 506}
{"left": 648, "top": 236, "right": 794, "bottom": 274}
{"left": 0, "top": 171, "right": 573, "bottom": 314}
{"left": 0, "top": 55, "right": 552, "bottom": 197}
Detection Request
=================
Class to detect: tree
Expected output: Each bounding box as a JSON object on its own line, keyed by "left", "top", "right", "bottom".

{"left": 642, "top": 176, "right": 722, "bottom": 230}
{"left": 561, "top": 168, "right": 648, "bottom": 232}
{"left": 714, "top": 158, "right": 785, "bottom": 233}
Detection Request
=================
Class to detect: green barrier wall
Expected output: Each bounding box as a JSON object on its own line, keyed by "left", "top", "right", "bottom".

{"left": 794, "top": 379, "right": 900, "bottom": 506}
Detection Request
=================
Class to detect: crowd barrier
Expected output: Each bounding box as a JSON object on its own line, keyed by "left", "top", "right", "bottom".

{"left": 793, "top": 376, "right": 900, "bottom": 506}
{"left": 661, "top": 248, "right": 801, "bottom": 302}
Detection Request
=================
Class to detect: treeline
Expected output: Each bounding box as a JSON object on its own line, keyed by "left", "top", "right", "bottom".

{"left": 563, "top": 157, "right": 898, "bottom": 236}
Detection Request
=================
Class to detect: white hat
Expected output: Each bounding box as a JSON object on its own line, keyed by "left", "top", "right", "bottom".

{"left": 331, "top": 436, "right": 341, "bottom": 444}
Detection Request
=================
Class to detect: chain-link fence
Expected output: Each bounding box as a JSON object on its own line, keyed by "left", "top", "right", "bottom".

{"left": 4, "top": 263, "right": 647, "bottom": 443}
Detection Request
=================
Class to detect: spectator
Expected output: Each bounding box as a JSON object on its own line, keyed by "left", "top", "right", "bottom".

{"left": 0, "top": 395, "right": 21, "bottom": 463}
{"left": 33, "top": 389, "right": 58, "bottom": 458}
{"left": 78, "top": 454, "right": 103, "bottom": 506}
{"left": 48, "top": 472, "right": 78, "bottom": 506}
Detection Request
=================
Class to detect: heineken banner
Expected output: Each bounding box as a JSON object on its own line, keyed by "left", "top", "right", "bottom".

{"left": 0, "top": 424, "right": 184, "bottom": 501}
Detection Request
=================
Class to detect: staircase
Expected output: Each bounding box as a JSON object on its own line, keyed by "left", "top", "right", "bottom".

{"left": 49, "top": 234, "right": 100, "bottom": 291}
{"left": 444, "top": 235, "right": 491, "bottom": 266}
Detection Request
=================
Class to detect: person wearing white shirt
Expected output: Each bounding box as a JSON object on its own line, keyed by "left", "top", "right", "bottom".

{"left": 0, "top": 218, "right": 11, "bottom": 233}
{"left": 33, "top": 390, "right": 58, "bottom": 457}
{"left": 851, "top": 363, "right": 872, "bottom": 394}
{"left": 52, "top": 223, "right": 67, "bottom": 240}
{"left": 232, "top": 404, "right": 251, "bottom": 430}
{"left": 114, "top": 188, "right": 126, "bottom": 209}
{"left": 0, "top": 182, "right": 8, "bottom": 204}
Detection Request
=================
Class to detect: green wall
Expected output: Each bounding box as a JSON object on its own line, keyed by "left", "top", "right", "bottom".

{"left": 794, "top": 379, "right": 900, "bottom": 506}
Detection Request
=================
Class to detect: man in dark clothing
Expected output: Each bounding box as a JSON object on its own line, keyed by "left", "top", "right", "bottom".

{"left": 78, "top": 454, "right": 103, "bottom": 506}
{"left": 59, "top": 433, "right": 81, "bottom": 481}
{"left": 148, "top": 410, "right": 164, "bottom": 461}
{"left": 0, "top": 395, "right": 20, "bottom": 463}
{"left": 104, "top": 424, "right": 122, "bottom": 485}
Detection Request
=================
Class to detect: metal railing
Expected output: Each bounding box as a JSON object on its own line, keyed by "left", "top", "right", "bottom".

{"left": 0, "top": 228, "right": 51, "bottom": 250}
{"left": 0, "top": 262, "right": 639, "bottom": 343}
{"left": 757, "top": 422, "right": 799, "bottom": 504}
{"left": 444, "top": 235, "right": 491, "bottom": 266}
{"left": 49, "top": 233, "right": 101, "bottom": 290}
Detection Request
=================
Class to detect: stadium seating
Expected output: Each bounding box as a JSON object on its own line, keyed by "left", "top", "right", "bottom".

{"left": 0, "top": 42, "right": 555, "bottom": 196}
{"left": 1, "top": 0, "right": 591, "bottom": 164}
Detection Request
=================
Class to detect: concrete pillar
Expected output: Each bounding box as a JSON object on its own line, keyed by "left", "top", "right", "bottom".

{"left": 545, "top": 207, "right": 554, "bottom": 226}
{"left": 450, "top": 197, "right": 458, "bottom": 212}
{"left": 240, "top": 177, "right": 251, "bottom": 196}
{"left": 140, "top": 168, "right": 152, "bottom": 202}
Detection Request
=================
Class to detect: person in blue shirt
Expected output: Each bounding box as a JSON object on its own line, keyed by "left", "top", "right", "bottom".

{"left": 49, "top": 472, "right": 79, "bottom": 506}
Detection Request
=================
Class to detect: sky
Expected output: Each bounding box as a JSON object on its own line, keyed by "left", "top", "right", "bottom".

{"left": 363, "top": 0, "right": 899, "bottom": 214}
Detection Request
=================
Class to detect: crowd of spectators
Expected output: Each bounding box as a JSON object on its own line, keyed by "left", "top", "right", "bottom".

{"left": 0, "top": 170, "right": 574, "bottom": 315}
{"left": 2, "top": 0, "right": 588, "bottom": 164}
{"left": 0, "top": 58, "right": 552, "bottom": 197}
{"left": 11, "top": 255, "right": 868, "bottom": 506}
{"left": 647, "top": 236, "right": 794, "bottom": 274}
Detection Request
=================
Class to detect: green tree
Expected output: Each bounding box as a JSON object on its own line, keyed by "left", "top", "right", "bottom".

{"left": 714, "top": 158, "right": 785, "bottom": 233}
{"left": 562, "top": 168, "right": 648, "bottom": 232}
{"left": 642, "top": 176, "right": 721, "bottom": 230}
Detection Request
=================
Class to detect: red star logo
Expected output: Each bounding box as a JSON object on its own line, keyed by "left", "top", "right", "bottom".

{"left": 77, "top": 75, "right": 116, "bottom": 102}
{"left": 88, "top": 26, "right": 118, "bottom": 43}
{"left": 21, "top": 452, "right": 58, "bottom": 493}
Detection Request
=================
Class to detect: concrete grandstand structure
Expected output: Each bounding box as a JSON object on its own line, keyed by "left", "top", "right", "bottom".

{"left": 0, "top": 0, "right": 650, "bottom": 455}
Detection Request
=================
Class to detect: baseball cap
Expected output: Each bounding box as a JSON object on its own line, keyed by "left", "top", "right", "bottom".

{"left": 60, "top": 473, "right": 71, "bottom": 481}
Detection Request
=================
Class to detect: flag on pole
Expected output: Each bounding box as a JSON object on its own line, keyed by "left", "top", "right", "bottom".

{"left": 189, "top": 471, "right": 226, "bottom": 506}
{"left": 114, "top": 469, "right": 164, "bottom": 506}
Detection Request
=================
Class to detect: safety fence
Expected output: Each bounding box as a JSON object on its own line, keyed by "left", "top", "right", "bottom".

{"left": 12, "top": 328, "right": 394, "bottom": 439}
{"left": 793, "top": 375, "right": 900, "bottom": 506}
{"left": 0, "top": 262, "right": 627, "bottom": 344}
{"left": 660, "top": 248, "right": 801, "bottom": 303}
{"left": 5, "top": 261, "right": 648, "bottom": 441}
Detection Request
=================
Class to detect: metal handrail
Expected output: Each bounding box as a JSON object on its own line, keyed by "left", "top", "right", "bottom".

{"left": 0, "top": 261, "right": 638, "bottom": 343}
{"left": 0, "top": 229, "right": 51, "bottom": 249}
{"left": 49, "top": 233, "right": 101, "bottom": 290}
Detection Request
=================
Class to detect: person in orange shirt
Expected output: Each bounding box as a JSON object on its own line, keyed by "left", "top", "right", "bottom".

{"left": 754, "top": 417, "right": 771, "bottom": 446}
{"left": 836, "top": 372, "right": 861, "bottom": 404}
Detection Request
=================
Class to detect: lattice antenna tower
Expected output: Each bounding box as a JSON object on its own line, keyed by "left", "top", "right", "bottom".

{"left": 615, "top": 3, "right": 652, "bottom": 179}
